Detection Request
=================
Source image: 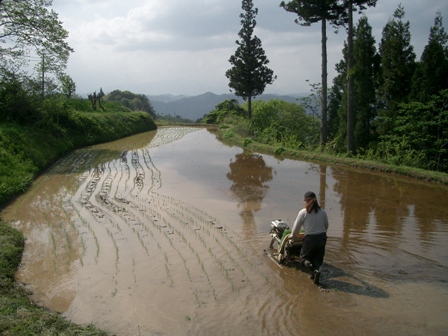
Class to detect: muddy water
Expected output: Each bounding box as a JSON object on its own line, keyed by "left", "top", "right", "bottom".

{"left": 3, "top": 127, "right": 448, "bottom": 335}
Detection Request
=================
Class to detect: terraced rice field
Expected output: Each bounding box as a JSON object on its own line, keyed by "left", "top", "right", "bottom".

{"left": 4, "top": 128, "right": 309, "bottom": 335}
{"left": 4, "top": 127, "right": 448, "bottom": 336}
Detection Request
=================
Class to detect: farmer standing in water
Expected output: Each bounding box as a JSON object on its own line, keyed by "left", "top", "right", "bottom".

{"left": 280, "top": 191, "right": 328, "bottom": 285}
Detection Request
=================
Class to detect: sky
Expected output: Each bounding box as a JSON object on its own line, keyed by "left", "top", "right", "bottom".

{"left": 51, "top": 0, "right": 448, "bottom": 96}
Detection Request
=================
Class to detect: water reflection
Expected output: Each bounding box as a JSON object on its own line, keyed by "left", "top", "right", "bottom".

{"left": 330, "top": 166, "right": 448, "bottom": 276}
{"left": 226, "top": 153, "right": 273, "bottom": 237}
{"left": 319, "top": 165, "right": 327, "bottom": 208}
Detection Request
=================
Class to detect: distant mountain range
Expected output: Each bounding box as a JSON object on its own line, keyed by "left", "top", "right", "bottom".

{"left": 147, "top": 92, "right": 307, "bottom": 121}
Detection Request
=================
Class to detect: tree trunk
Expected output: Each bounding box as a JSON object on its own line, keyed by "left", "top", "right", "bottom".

{"left": 346, "top": 0, "right": 355, "bottom": 154}
{"left": 41, "top": 54, "right": 45, "bottom": 98}
{"left": 248, "top": 95, "right": 252, "bottom": 119}
{"left": 321, "top": 18, "right": 328, "bottom": 147}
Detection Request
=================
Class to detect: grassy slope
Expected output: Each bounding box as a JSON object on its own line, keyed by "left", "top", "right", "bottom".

{"left": 0, "top": 111, "right": 156, "bottom": 335}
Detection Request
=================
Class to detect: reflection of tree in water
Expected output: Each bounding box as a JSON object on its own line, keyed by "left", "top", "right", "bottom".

{"left": 306, "top": 163, "right": 328, "bottom": 207}
{"left": 332, "top": 168, "right": 407, "bottom": 258}
{"left": 331, "top": 167, "right": 448, "bottom": 268}
{"left": 227, "top": 153, "right": 273, "bottom": 236}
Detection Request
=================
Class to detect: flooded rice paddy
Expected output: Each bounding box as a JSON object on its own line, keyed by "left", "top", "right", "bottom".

{"left": 2, "top": 127, "right": 448, "bottom": 335}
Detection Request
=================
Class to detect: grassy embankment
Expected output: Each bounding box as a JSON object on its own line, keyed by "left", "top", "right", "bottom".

{"left": 0, "top": 110, "right": 156, "bottom": 335}
{"left": 212, "top": 124, "right": 448, "bottom": 185}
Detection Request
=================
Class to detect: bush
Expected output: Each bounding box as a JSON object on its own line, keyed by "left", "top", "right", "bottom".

{"left": 242, "top": 137, "right": 252, "bottom": 146}
{"left": 201, "top": 99, "right": 245, "bottom": 124}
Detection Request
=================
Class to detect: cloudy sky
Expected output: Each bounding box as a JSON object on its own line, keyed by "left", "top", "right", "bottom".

{"left": 52, "top": 0, "right": 448, "bottom": 96}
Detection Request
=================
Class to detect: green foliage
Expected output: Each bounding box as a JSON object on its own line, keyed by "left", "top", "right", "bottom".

{"left": 0, "top": 222, "right": 24, "bottom": 281}
{"left": 280, "top": 0, "right": 346, "bottom": 27}
{"left": 224, "top": 130, "right": 235, "bottom": 138}
{"left": 411, "top": 12, "right": 448, "bottom": 103}
{"left": 0, "top": 79, "right": 40, "bottom": 124}
{"left": 58, "top": 73, "right": 76, "bottom": 98}
{"left": 225, "top": 0, "right": 275, "bottom": 118}
{"left": 377, "top": 4, "right": 416, "bottom": 134}
{"left": 345, "top": 0, "right": 379, "bottom": 153}
{"left": 105, "top": 89, "right": 156, "bottom": 118}
{"left": 411, "top": 41, "right": 448, "bottom": 103}
{"left": 242, "top": 137, "right": 252, "bottom": 146}
{"left": 274, "top": 146, "right": 286, "bottom": 155}
{"left": 337, "top": 15, "right": 380, "bottom": 152}
{"left": 0, "top": 0, "right": 73, "bottom": 78}
{"left": 280, "top": 0, "right": 347, "bottom": 144}
{"left": 63, "top": 97, "right": 131, "bottom": 113}
{"left": 205, "top": 99, "right": 319, "bottom": 150}
{"left": 201, "top": 99, "right": 245, "bottom": 124}
{"left": 376, "top": 90, "right": 448, "bottom": 172}
{"left": 328, "top": 55, "right": 346, "bottom": 146}
{"left": 0, "top": 80, "right": 156, "bottom": 206}
{"left": 249, "top": 99, "right": 318, "bottom": 148}
{"left": 227, "top": 115, "right": 251, "bottom": 137}
{"left": 352, "top": 16, "right": 379, "bottom": 149}
{"left": 429, "top": 11, "right": 448, "bottom": 45}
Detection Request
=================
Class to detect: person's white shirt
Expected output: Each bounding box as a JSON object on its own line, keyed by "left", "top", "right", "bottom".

{"left": 291, "top": 208, "right": 328, "bottom": 239}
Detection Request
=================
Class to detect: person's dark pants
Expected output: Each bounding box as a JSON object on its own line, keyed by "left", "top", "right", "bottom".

{"left": 300, "top": 232, "right": 327, "bottom": 271}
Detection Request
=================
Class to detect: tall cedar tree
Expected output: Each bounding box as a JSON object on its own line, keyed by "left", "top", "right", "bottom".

{"left": 429, "top": 11, "right": 448, "bottom": 56}
{"left": 352, "top": 16, "right": 379, "bottom": 150}
{"left": 280, "top": 0, "right": 345, "bottom": 147}
{"left": 411, "top": 11, "right": 448, "bottom": 103}
{"left": 327, "top": 57, "right": 345, "bottom": 143}
{"left": 226, "top": 0, "right": 275, "bottom": 119}
{"left": 377, "top": 4, "right": 415, "bottom": 136}
{"left": 343, "top": 0, "right": 377, "bottom": 154}
{"left": 329, "top": 16, "right": 379, "bottom": 152}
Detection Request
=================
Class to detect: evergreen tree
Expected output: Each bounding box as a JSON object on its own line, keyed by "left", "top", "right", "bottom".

{"left": 342, "top": 0, "right": 377, "bottom": 154}
{"left": 429, "top": 10, "right": 448, "bottom": 55}
{"left": 226, "top": 0, "right": 275, "bottom": 119}
{"left": 352, "top": 16, "right": 380, "bottom": 150}
{"left": 411, "top": 11, "right": 448, "bottom": 103}
{"left": 377, "top": 4, "right": 416, "bottom": 136}
{"left": 327, "top": 58, "right": 345, "bottom": 145}
{"left": 280, "top": 0, "right": 345, "bottom": 146}
{"left": 331, "top": 16, "right": 379, "bottom": 152}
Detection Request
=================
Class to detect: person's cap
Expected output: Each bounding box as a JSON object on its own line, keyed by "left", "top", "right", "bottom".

{"left": 304, "top": 191, "right": 316, "bottom": 199}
